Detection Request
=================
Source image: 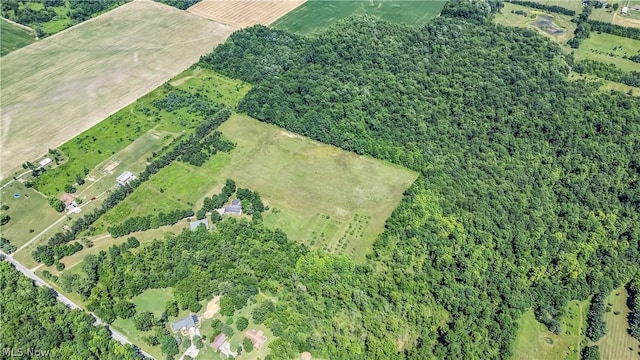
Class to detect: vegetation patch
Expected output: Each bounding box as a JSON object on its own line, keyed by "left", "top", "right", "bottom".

{"left": 272, "top": 0, "right": 445, "bottom": 34}
{"left": 594, "top": 287, "right": 640, "bottom": 360}
{"left": 0, "top": 18, "right": 35, "bottom": 56}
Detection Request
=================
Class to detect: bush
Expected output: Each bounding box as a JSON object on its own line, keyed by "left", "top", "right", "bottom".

{"left": 236, "top": 316, "right": 249, "bottom": 331}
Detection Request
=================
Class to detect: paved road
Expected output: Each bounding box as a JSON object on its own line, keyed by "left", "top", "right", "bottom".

{"left": 1, "top": 253, "right": 155, "bottom": 359}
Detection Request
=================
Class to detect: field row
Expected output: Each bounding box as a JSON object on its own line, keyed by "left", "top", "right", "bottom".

{"left": 188, "top": 0, "right": 305, "bottom": 27}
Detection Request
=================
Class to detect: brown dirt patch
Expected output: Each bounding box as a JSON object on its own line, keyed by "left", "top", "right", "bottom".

{"left": 188, "top": 0, "right": 306, "bottom": 28}
{"left": 203, "top": 295, "right": 221, "bottom": 319}
{"left": 0, "top": 0, "right": 236, "bottom": 179}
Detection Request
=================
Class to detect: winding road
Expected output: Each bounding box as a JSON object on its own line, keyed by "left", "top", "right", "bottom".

{"left": 1, "top": 253, "right": 155, "bottom": 359}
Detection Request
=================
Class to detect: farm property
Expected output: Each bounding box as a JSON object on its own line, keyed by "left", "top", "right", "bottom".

{"left": 0, "top": 0, "right": 235, "bottom": 179}
{"left": 95, "top": 115, "right": 417, "bottom": 260}
{"left": 272, "top": 0, "right": 445, "bottom": 34}
{"left": 188, "top": 0, "right": 305, "bottom": 28}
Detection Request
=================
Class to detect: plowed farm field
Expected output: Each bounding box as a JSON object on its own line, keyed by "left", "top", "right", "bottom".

{"left": 188, "top": 0, "right": 305, "bottom": 27}
{"left": 0, "top": 0, "right": 235, "bottom": 179}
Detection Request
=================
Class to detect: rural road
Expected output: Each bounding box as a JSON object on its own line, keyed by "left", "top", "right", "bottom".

{"left": 0, "top": 253, "right": 155, "bottom": 359}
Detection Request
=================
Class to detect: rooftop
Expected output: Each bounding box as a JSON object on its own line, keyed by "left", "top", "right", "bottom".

{"left": 170, "top": 314, "right": 197, "bottom": 332}
{"left": 211, "top": 333, "right": 226, "bottom": 350}
{"left": 245, "top": 329, "right": 267, "bottom": 349}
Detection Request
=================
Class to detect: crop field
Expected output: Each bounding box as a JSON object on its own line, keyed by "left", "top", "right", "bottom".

{"left": 494, "top": 3, "right": 576, "bottom": 43}
{"left": 512, "top": 300, "right": 588, "bottom": 360}
{"left": 272, "top": 0, "right": 445, "bottom": 34}
{"left": 0, "top": 0, "right": 236, "bottom": 180}
{"left": 188, "top": 0, "right": 305, "bottom": 27}
{"left": 595, "top": 287, "right": 640, "bottom": 360}
{"left": 0, "top": 18, "right": 35, "bottom": 56}
{"left": 28, "top": 69, "right": 249, "bottom": 197}
{"left": 95, "top": 115, "right": 416, "bottom": 260}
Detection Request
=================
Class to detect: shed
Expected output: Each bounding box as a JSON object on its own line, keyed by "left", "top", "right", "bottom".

{"left": 39, "top": 158, "right": 52, "bottom": 167}
{"left": 190, "top": 219, "right": 210, "bottom": 231}
{"left": 170, "top": 314, "right": 198, "bottom": 332}
{"left": 211, "top": 333, "right": 226, "bottom": 350}
{"left": 622, "top": 6, "right": 629, "bottom": 14}
{"left": 116, "top": 171, "right": 134, "bottom": 186}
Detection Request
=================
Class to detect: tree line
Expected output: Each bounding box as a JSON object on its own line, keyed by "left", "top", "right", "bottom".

{"left": 629, "top": 276, "right": 640, "bottom": 341}
{"left": 107, "top": 208, "right": 194, "bottom": 238}
{"left": 505, "top": 0, "right": 575, "bottom": 16}
{"left": 32, "top": 105, "right": 233, "bottom": 265}
{"left": 588, "top": 20, "right": 640, "bottom": 41}
{"left": 573, "top": 59, "right": 640, "bottom": 87}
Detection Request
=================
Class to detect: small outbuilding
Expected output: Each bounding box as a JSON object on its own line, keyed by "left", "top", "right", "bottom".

{"left": 39, "top": 158, "right": 52, "bottom": 167}
{"left": 170, "top": 314, "right": 198, "bottom": 333}
{"left": 210, "top": 333, "right": 226, "bottom": 350}
{"left": 60, "top": 193, "right": 77, "bottom": 209}
{"left": 621, "top": 6, "right": 629, "bottom": 14}
{"left": 190, "top": 219, "right": 210, "bottom": 231}
{"left": 116, "top": 171, "right": 135, "bottom": 186}
{"left": 224, "top": 199, "right": 242, "bottom": 216}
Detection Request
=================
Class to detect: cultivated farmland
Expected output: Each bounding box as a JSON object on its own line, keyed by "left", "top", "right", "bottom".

{"left": 272, "top": 0, "right": 445, "bottom": 34}
{"left": 188, "top": 0, "right": 305, "bottom": 27}
{"left": 595, "top": 287, "right": 640, "bottom": 360}
{"left": 0, "top": 0, "right": 235, "bottom": 179}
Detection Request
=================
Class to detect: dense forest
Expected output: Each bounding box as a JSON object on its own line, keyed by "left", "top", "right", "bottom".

{"left": 0, "top": 260, "right": 142, "bottom": 359}
{"left": 196, "top": 0, "right": 640, "bottom": 357}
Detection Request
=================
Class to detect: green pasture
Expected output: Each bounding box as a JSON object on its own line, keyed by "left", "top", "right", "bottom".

{"left": 574, "top": 32, "right": 640, "bottom": 72}
{"left": 512, "top": 300, "right": 588, "bottom": 360}
{"left": 32, "top": 69, "right": 249, "bottom": 197}
{"left": 272, "top": 0, "right": 445, "bottom": 34}
{"left": 0, "top": 181, "right": 61, "bottom": 249}
{"left": 97, "top": 115, "right": 416, "bottom": 261}
{"left": 595, "top": 287, "right": 640, "bottom": 360}
{"left": 0, "top": 18, "right": 35, "bottom": 56}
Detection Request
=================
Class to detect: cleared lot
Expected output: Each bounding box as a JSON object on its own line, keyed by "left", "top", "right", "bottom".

{"left": 188, "top": 0, "right": 305, "bottom": 28}
{"left": 0, "top": 0, "right": 235, "bottom": 179}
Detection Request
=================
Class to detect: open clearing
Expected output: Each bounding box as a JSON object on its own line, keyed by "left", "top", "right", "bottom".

{"left": 494, "top": 3, "right": 576, "bottom": 44}
{"left": 96, "top": 115, "right": 417, "bottom": 260}
{"left": 0, "top": 18, "right": 35, "bottom": 56}
{"left": 188, "top": 0, "right": 305, "bottom": 28}
{"left": 272, "top": 0, "right": 445, "bottom": 34}
{"left": 0, "top": 0, "right": 236, "bottom": 179}
{"left": 595, "top": 287, "right": 640, "bottom": 360}
{"left": 574, "top": 32, "right": 640, "bottom": 72}
{"left": 512, "top": 300, "right": 588, "bottom": 360}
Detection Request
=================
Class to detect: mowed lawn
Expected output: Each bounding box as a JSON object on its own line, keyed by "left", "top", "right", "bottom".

{"left": 272, "top": 0, "right": 445, "bottom": 34}
{"left": 0, "top": 18, "right": 35, "bottom": 56}
{"left": 512, "top": 300, "right": 588, "bottom": 360}
{"left": 0, "top": 181, "right": 61, "bottom": 248}
{"left": 97, "top": 115, "right": 417, "bottom": 260}
{"left": 595, "top": 287, "right": 640, "bottom": 360}
{"left": 0, "top": 0, "right": 236, "bottom": 179}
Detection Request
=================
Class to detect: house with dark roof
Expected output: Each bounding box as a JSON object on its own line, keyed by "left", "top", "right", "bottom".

{"left": 224, "top": 199, "right": 242, "bottom": 215}
{"left": 170, "top": 314, "right": 198, "bottom": 333}
{"left": 190, "top": 219, "right": 209, "bottom": 231}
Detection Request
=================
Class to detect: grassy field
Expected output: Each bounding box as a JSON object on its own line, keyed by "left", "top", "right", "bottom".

{"left": 0, "top": 1, "right": 236, "bottom": 180}
{"left": 272, "top": 0, "right": 445, "bottom": 34}
{"left": 494, "top": 3, "right": 576, "bottom": 43}
{"left": 0, "top": 18, "right": 35, "bottom": 56}
{"left": 29, "top": 69, "right": 249, "bottom": 196}
{"left": 0, "top": 181, "right": 61, "bottom": 248}
{"left": 95, "top": 115, "right": 417, "bottom": 260}
{"left": 512, "top": 300, "right": 588, "bottom": 360}
{"left": 595, "top": 287, "right": 640, "bottom": 360}
{"left": 574, "top": 32, "right": 640, "bottom": 72}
